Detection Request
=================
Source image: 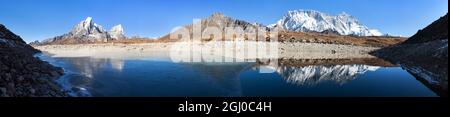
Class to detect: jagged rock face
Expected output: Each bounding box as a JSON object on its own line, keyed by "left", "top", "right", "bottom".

{"left": 162, "top": 13, "right": 269, "bottom": 41}
{"left": 40, "top": 17, "right": 127, "bottom": 45}
{"left": 403, "top": 13, "right": 448, "bottom": 44}
{"left": 68, "top": 17, "right": 109, "bottom": 41}
{"left": 200, "top": 13, "right": 268, "bottom": 33}
{"left": 109, "top": 24, "right": 125, "bottom": 39}
{"left": 270, "top": 10, "right": 382, "bottom": 36}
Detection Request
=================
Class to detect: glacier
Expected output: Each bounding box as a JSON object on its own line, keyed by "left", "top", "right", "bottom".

{"left": 270, "top": 10, "right": 383, "bottom": 36}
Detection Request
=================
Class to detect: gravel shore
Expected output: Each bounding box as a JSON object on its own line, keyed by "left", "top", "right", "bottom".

{"left": 34, "top": 41, "right": 380, "bottom": 60}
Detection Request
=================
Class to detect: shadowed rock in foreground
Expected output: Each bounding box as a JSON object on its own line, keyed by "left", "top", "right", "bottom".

{"left": 371, "top": 14, "right": 448, "bottom": 97}
{"left": 1, "top": 24, "right": 67, "bottom": 97}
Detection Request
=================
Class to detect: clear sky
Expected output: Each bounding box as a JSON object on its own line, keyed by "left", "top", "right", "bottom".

{"left": 0, "top": 0, "right": 448, "bottom": 42}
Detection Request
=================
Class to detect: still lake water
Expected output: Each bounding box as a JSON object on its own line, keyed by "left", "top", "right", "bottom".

{"left": 36, "top": 53, "right": 438, "bottom": 97}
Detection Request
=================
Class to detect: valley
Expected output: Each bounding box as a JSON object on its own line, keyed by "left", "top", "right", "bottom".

{"left": 1, "top": 9, "right": 447, "bottom": 97}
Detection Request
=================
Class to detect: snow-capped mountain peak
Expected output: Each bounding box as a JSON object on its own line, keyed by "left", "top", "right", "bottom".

{"left": 69, "top": 17, "right": 108, "bottom": 39}
{"left": 110, "top": 24, "right": 124, "bottom": 34}
{"left": 271, "top": 10, "right": 383, "bottom": 36}
{"left": 82, "top": 17, "right": 93, "bottom": 27}
{"left": 109, "top": 24, "right": 125, "bottom": 39}
{"left": 40, "top": 17, "right": 128, "bottom": 44}
{"left": 85, "top": 16, "right": 92, "bottom": 21}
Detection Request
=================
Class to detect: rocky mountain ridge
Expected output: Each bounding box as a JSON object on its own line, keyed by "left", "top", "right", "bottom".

{"left": 37, "top": 17, "right": 126, "bottom": 45}
{"left": 38, "top": 10, "right": 387, "bottom": 45}
{"left": 269, "top": 10, "right": 382, "bottom": 36}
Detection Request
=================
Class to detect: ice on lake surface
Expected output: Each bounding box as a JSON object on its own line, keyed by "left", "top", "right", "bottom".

{"left": 36, "top": 53, "right": 439, "bottom": 97}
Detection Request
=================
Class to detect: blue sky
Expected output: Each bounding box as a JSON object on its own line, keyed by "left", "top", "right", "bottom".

{"left": 0, "top": 0, "right": 447, "bottom": 42}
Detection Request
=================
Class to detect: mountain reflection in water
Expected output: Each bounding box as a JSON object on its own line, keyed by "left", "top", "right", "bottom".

{"left": 253, "top": 58, "right": 391, "bottom": 85}
{"left": 37, "top": 54, "right": 440, "bottom": 97}
{"left": 276, "top": 65, "right": 379, "bottom": 86}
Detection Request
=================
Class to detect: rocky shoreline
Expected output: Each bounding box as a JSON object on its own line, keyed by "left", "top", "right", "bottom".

{"left": 370, "top": 14, "right": 448, "bottom": 96}
{"left": 0, "top": 48, "right": 67, "bottom": 97}
{"left": 1, "top": 24, "right": 68, "bottom": 97}
{"left": 371, "top": 39, "right": 448, "bottom": 96}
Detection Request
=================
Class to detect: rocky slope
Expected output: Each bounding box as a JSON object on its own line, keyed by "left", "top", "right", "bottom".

{"left": 36, "top": 17, "right": 126, "bottom": 45}
{"left": 158, "top": 12, "right": 269, "bottom": 42}
{"left": 277, "top": 31, "right": 405, "bottom": 47}
{"left": 269, "top": 10, "right": 382, "bottom": 36}
{"left": 403, "top": 14, "right": 448, "bottom": 44}
{"left": 1, "top": 25, "right": 37, "bottom": 53}
{"left": 200, "top": 13, "right": 268, "bottom": 33}
{"left": 371, "top": 13, "right": 448, "bottom": 96}
{"left": 0, "top": 24, "right": 67, "bottom": 97}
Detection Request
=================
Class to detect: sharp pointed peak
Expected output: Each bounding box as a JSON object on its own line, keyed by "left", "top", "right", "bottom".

{"left": 84, "top": 17, "right": 93, "bottom": 22}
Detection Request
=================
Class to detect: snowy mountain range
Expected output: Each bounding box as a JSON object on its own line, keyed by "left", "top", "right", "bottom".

{"left": 37, "top": 10, "right": 385, "bottom": 44}
{"left": 39, "top": 17, "right": 126, "bottom": 44}
{"left": 269, "top": 10, "right": 383, "bottom": 36}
